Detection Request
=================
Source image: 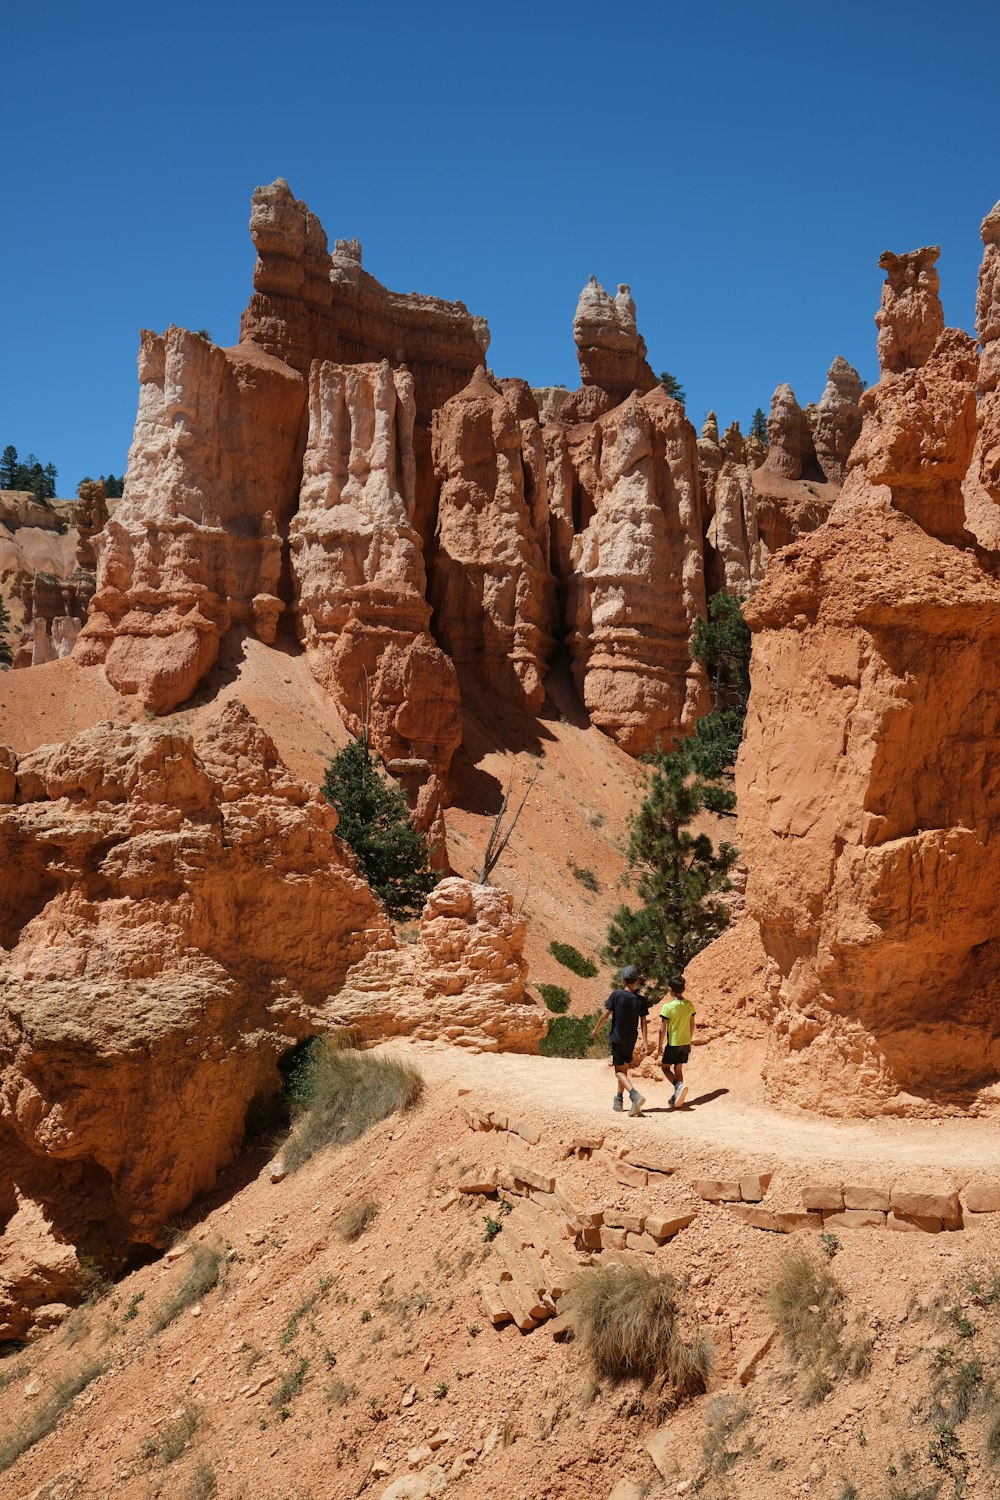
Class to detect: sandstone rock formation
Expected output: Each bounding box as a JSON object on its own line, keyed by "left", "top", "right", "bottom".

{"left": 239, "top": 179, "right": 487, "bottom": 546}
{"left": 737, "top": 244, "right": 995, "bottom": 1116}
{"left": 74, "top": 329, "right": 307, "bottom": 713}
{"left": 875, "top": 246, "right": 945, "bottom": 374}
{"left": 290, "top": 358, "right": 460, "bottom": 835}
{"left": 0, "top": 703, "right": 541, "bottom": 1336}
{"left": 572, "top": 277, "right": 657, "bottom": 404}
{"left": 966, "top": 202, "right": 1000, "bottom": 544}
{"left": 329, "top": 878, "right": 532, "bottom": 1047}
{"left": 240, "top": 180, "right": 486, "bottom": 419}
{"left": 74, "top": 479, "right": 109, "bottom": 570}
{"left": 760, "top": 383, "right": 821, "bottom": 482}
{"left": 566, "top": 387, "right": 708, "bottom": 753}
{"left": 813, "top": 357, "right": 863, "bottom": 484}
{"left": 430, "top": 369, "right": 556, "bottom": 714}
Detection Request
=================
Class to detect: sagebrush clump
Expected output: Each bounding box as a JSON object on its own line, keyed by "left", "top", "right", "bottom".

{"left": 568, "top": 1264, "right": 712, "bottom": 1393}
{"left": 283, "top": 1036, "right": 423, "bottom": 1173}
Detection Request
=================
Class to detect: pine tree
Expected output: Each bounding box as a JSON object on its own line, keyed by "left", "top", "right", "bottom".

{"left": 605, "top": 753, "right": 738, "bottom": 985}
{"left": 750, "top": 407, "right": 769, "bottom": 445}
{"left": 690, "top": 591, "right": 751, "bottom": 713}
{"left": 321, "top": 738, "right": 435, "bottom": 918}
{"left": 658, "top": 370, "right": 686, "bottom": 405}
{"left": 0, "top": 446, "right": 18, "bottom": 490}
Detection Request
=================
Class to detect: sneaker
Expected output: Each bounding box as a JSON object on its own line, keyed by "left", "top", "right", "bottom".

{"left": 612, "top": 1094, "right": 624, "bottom": 1112}
{"left": 628, "top": 1090, "right": 646, "bottom": 1118}
{"left": 673, "top": 1082, "right": 688, "bottom": 1109}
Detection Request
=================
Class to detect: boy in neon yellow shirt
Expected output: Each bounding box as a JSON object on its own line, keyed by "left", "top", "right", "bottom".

{"left": 656, "top": 975, "right": 696, "bottom": 1108}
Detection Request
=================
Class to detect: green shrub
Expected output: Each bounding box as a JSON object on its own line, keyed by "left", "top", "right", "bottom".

{"left": 538, "top": 983, "right": 571, "bottom": 1013}
{"left": 283, "top": 1037, "right": 423, "bottom": 1173}
{"left": 549, "top": 942, "right": 597, "bottom": 978}
{"left": 568, "top": 861, "right": 599, "bottom": 892}
{"left": 321, "top": 739, "right": 435, "bottom": 917}
{"left": 539, "top": 1014, "right": 604, "bottom": 1059}
{"left": 567, "top": 1265, "right": 711, "bottom": 1393}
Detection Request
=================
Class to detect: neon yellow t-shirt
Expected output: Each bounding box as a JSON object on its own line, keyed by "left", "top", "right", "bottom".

{"left": 659, "top": 997, "right": 696, "bottom": 1047}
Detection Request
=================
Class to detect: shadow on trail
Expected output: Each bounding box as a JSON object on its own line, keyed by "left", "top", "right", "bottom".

{"left": 639, "top": 1087, "right": 729, "bottom": 1115}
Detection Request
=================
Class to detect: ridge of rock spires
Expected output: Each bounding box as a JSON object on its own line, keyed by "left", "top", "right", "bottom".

{"left": 430, "top": 368, "right": 556, "bottom": 715}
{"left": 74, "top": 328, "right": 307, "bottom": 713}
{"left": 240, "top": 178, "right": 487, "bottom": 545}
{"left": 875, "top": 245, "right": 946, "bottom": 374}
{"left": 289, "top": 358, "right": 460, "bottom": 838}
{"left": 736, "top": 234, "right": 997, "bottom": 1118}
{"left": 813, "top": 356, "right": 863, "bottom": 484}
{"left": 565, "top": 386, "right": 708, "bottom": 754}
{"left": 0, "top": 702, "right": 541, "bottom": 1338}
{"left": 572, "top": 275, "right": 657, "bottom": 405}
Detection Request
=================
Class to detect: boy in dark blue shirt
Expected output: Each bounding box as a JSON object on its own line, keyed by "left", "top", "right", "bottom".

{"left": 590, "top": 965, "right": 650, "bottom": 1117}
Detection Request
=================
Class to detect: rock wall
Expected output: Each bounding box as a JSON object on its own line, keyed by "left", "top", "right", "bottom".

{"left": 430, "top": 369, "right": 556, "bottom": 714}
{"left": 75, "top": 329, "right": 307, "bottom": 713}
{"left": 290, "top": 358, "right": 460, "bottom": 835}
{"left": 737, "top": 240, "right": 1000, "bottom": 1116}
{"left": 0, "top": 704, "right": 541, "bottom": 1337}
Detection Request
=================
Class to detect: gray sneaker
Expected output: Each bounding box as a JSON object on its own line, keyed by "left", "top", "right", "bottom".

{"left": 673, "top": 1082, "right": 688, "bottom": 1109}
{"left": 612, "top": 1094, "right": 624, "bottom": 1112}
{"left": 628, "top": 1090, "right": 646, "bottom": 1118}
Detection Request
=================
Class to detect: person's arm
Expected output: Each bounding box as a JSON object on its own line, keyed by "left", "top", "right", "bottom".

{"left": 657, "top": 1014, "right": 667, "bottom": 1053}
{"left": 590, "top": 1007, "right": 611, "bottom": 1042}
{"left": 689, "top": 1014, "right": 696, "bottom": 1044}
{"left": 638, "top": 1008, "right": 649, "bottom": 1053}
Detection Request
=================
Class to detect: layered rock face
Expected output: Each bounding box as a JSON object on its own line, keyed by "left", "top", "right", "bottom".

{"left": 290, "top": 358, "right": 460, "bottom": 833}
{"left": 565, "top": 387, "right": 708, "bottom": 754}
{"left": 0, "top": 703, "right": 541, "bottom": 1336}
{"left": 572, "top": 277, "right": 657, "bottom": 404}
{"left": 75, "top": 331, "right": 306, "bottom": 713}
{"left": 738, "top": 242, "right": 1000, "bottom": 1116}
{"left": 430, "top": 369, "right": 556, "bottom": 713}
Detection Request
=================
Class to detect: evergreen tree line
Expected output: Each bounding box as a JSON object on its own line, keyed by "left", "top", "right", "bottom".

{"left": 79, "top": 473, "right": 125, "bottom": 498}
{"left": 1, "top": 444, "right": 57, "bottom": 500}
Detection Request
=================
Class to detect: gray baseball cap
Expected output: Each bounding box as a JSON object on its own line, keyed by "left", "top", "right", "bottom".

{"left": 619, "top": 965, "right": 639, "bottom": 982}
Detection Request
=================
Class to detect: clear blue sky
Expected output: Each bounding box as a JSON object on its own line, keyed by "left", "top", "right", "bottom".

{"left": 4, "top": 0, "right": 999, "bottom": 495}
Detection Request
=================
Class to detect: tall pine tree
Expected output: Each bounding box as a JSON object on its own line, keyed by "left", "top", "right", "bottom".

{"left": 605, "top": 753, "right": 738, "bottom": 986}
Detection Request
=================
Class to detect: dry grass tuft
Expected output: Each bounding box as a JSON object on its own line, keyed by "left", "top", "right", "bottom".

{"left": 767, "top": 1247, "right": 873, "bottom": 1404}
{"left": 150, "top": 1245, "right": 223, "bottom": 1333}
{"left": 336, "top": 1197, "right": 379, "bottom": 1242}
{"left": 142, "top": 1403, "right": 203, "bottom": 1465}
{"left": 567, "top": 1264, "right": 713, "bottom": 1393}
{"left": 283, "top": 1038, "right": 423, "bottom": 1173}
{"left": 0, "top": 1361, "right": 105, "bottom": 1473}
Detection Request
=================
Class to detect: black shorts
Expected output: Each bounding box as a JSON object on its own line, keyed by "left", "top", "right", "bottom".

{"left": 611, "top": 1044, "right": 635, "bottom": 1068}
{"left": 662, "top": 1045, "right": 690, "bottom": 1065}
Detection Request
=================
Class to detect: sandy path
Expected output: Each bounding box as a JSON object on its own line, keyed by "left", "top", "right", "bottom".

{"left": 386, "top": 1038, "right": 1000, "bottom": 1178}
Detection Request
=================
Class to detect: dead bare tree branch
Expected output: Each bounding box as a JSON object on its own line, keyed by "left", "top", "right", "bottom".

{"left": 477, "top": 762, "right": 539, "bottom": 885}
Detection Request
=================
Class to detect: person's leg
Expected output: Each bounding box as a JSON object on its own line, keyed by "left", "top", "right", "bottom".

{"left": 673, "top": 1059, "right": 688, "bottom": 1107}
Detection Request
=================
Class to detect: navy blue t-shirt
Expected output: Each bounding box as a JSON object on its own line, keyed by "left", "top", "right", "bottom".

{"left": 604, "top": 988, "right": 650, "bottom": 1050}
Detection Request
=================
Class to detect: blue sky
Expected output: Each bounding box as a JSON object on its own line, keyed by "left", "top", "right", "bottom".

{"left": 4, "top": 0, "right": 999, "bottom": 494}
